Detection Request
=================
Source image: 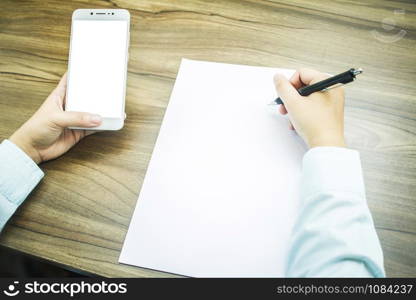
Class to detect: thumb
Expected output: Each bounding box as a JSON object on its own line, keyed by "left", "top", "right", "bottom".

{"left": 273, "top": 74, "right": 301, "bottom": 109}
{"left": 52, "top": 111, "right": 102, "bottom": 128}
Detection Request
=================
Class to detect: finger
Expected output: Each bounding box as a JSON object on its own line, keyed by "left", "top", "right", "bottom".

{"left": 273, "top": 74, "right": 301, "bottom": 109}
{"left": 278, "top": 104, "right": 287, "bottom": 115}
{"left": 85, "top": 130, "right": 98, "bottom": 136}
{"left": 54, "top": 72, "right": 68, "bottom": 100}
{"left": 52, "top": 111, "right": 102, "bottom": 128}
{"left": 295, "top": 68, "right": 330, "bottom": 86}
{"left": 71, "top": 129, "right": 97, "bottom": 141}
{"left": 289, "top": 71, "right": 304, "bottom": 90}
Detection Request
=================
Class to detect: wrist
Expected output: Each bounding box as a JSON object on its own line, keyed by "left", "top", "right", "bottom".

{"left": 9, "top": 133, "right": 42, "bottom": 164}
{"left": 307, "top": 133, "right": 346, "bottom": 149}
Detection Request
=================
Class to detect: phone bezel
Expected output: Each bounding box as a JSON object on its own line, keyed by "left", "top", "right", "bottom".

{"left": 66, "top": 9, "right": 130, "bottom": 130}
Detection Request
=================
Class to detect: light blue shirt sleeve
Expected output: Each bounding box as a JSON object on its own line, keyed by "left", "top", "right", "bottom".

{"left": 0, "top": 140, "right": 386, "bottom": 277}
{"left": 0, "top": 139, "right": 44, "bottom": 233}
{"left": 286, "top": 147, "right": 385, "bottom": 277}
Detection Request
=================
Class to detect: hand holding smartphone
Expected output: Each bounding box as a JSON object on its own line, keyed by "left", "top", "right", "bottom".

{"left": 66, "top": 9, "right": 130, "bottom": 130}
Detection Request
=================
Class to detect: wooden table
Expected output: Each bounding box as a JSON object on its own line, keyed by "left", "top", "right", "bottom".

{"left": 0, "top": 0, "right": 415, "bottom": 277}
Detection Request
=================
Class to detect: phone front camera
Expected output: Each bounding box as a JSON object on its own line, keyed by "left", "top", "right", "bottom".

{"left": 90, "top": 12, "right": 93, "bottom": 15}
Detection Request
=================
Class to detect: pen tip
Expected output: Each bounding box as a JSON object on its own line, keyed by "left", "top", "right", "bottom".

{"left": 352, "top": 68, "right": 363, "bottom": 76}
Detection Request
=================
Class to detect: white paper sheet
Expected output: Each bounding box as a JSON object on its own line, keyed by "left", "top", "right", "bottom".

{"left": 119, "top": 59, "right": 306, "bottom": 277}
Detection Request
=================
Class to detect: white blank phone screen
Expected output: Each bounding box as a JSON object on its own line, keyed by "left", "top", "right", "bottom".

{"left": 66, "top": 20, "right": 128, "bottom": 118}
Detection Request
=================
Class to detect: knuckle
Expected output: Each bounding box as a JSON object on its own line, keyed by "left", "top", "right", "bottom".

{"left": 298, "top": 67, "right": 310, "bottom": 74}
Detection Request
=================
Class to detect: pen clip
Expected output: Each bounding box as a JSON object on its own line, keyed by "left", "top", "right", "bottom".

{"left": 321, "top": 83, "right": 344, "bottom": 92}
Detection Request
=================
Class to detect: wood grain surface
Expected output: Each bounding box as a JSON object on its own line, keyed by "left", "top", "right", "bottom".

{"left": 0, "top": 0, "right": 415, "bottom": 277}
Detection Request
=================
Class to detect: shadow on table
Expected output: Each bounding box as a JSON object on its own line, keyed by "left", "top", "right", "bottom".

{"left": 0, "top": 246, "right": 86, "bottom": 277}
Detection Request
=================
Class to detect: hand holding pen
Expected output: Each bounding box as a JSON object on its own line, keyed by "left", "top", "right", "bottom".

{"left": 273, "top": 68, "right": 362, "bottom": 148}
{"left": 271, "top": 68, "right": 362, "bottom": 105}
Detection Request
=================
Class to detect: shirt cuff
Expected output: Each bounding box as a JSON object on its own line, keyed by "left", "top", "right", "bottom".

{"left": 301, "top": 147, "right": 366, "bottom": 201}
{"left": 0, "top": 139, "right": 44, "bottom": 205}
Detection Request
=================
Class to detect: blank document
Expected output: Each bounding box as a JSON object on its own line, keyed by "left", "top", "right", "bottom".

{"left": 119, "top": 59, "right": 306, "bottom": 277}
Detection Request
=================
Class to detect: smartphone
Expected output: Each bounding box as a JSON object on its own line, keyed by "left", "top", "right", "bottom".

{"left": 66, "top": 9, "right": 130, "bottom": 130}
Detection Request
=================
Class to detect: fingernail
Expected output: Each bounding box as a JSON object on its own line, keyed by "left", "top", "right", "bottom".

{"left": 89, "top": 114, "right": 102, "bottom": 124}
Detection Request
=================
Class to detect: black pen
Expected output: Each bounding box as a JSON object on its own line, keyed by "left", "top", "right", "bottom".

{"left": 270, "top": 68, "right": 363, "bottom": 105}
